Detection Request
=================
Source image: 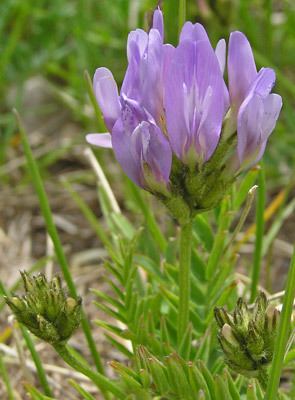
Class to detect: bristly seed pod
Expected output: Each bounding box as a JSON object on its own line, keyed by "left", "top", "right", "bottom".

{"left": 5, "top": 271, "right": 82, "bottom": 345}
{"left": 214, "top": 292, "right": 280, "bottom": 385}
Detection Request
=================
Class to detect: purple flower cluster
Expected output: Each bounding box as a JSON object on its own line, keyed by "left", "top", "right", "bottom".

{"left": 87, "top": 9, "right": 282, "bottom": 210}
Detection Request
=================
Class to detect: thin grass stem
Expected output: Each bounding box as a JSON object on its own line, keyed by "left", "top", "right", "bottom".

{"left": 178, "top": 0, "right": 186, "bottom": 35}
{"left": 13, "top": 110, "right": 105, "bottom": 378}
{"left": 0, "top": 352, "right": 14, "bottom": 400}
{"left": 265, "top": 247, "right": 295, "bottom": 399}
{"left": 20, "top": 326, "right": 53, "bottom": 397}
{"left": 250, "top": 166, "right": 266, "bottom": 302}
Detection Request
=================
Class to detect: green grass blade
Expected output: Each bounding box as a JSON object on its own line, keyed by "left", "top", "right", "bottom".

{"left": 13, "top": 110, "right": 105, "bottom": 377}
{"left": 178, "top": 0, "right": 186, "bottom": 35}
{"left": 265, "top": 246, "right": 295, "bottom": 399}
{"left": 69, "top": 379, "right": 96, "bottom": 400}
{"left": 250, "top": 166, "right": 266, "bottom": 302}
{"left": 0, "top": 352, "right": 14, "bottom": 400}
{"left": 21, "top": 327, "right": 53, "bottom": 397}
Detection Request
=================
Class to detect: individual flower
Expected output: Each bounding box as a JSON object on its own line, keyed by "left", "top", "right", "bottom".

{"left": 5, "top": 272, "right": 82, "bottom": 345}
{"left": 87, "top": 9, "right": 172, "bottom": 193}
{"left": 164, "top": 22, "right": 228, "bottom": 164}
{"left": 227, "top": 32, "right": 282, "bottom": 169}
{"left": 214, "top": 292, "right": 280, "bottom": 388}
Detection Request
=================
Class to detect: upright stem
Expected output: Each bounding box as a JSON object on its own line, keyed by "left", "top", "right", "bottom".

{"left": 54, "top": 344, "right": 124, "bottom": 399}
{"left": 20, "top": 326, "right": 53, "bottom": 397}
{"left": 0, "top": 352, "right": 14, "bottom": 400}
{"left": 250, "top": 166, "right": 266, "bottom": 302}
{"left": 177, "top": 220, "right": 193, "bottom": 348}
{"left": 14, "top": 111, "right": 104, "bottom": 375}
{"left": 265, "top": 247, "right": 295, "bottom": 399}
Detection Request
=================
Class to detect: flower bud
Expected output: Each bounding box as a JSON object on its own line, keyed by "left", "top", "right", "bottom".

{"left": 214, "top": 307, "right": 233, "bottom": 329}
{"left": 215, "top": 293, "right": 280, "bottom": 380}
{"left": 5, "top": 272, "right": 82, "bottom": 345}
{"left": 253, "top": 291, "right": 268, "bottom": 333}
{"left": 221, "top": 324, "right": 239, "bottom": 347}
{"left": 233, "top": 297, "right": 249, "bottom": 335}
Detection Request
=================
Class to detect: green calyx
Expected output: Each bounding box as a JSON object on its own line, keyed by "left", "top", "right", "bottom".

{"left": 156, "top": 135, "right": 237, "bottom": 224}
{"left": 5, "top": 271, "right": 82, "bottom": 345}
{"left": 214, "top": 292, "right": 280, "bottom": 385}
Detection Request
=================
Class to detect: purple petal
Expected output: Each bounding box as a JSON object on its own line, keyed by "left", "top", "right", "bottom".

{"left": 237, "top": 74, "right": 282, "bottom": 165}
{"left": 123, "top": 30, "right": 148, "bottom": 98}
{"left": 163, "top": 44, "right": 175, "bottom": 77}
{"left": 228, "top": 31, "right": 257, "bottom": 108}
{"left": 86, "top": 133, "right": 112, "bottom": 148}
{"left": 152, "top": 8, "right": 164, "bottom": 41}
{"left": 112, "top": 119, "right": 143, "bottom": 186}
{"left": 237, "top": 94, "right": 264, "bottom": 162}
{"left": 93, "top": 68, "right": 120, "bottom": 131}
{"left": 165, "top": 39, "right": 225, "bottom": 162}
{"left": 164, "top": 43, "right": 190, "bottom": 160}
{"left": 215, "top": 39, "right": 226, "bottom": 75}
{"left": 248, "top": 67, "right": 276, "bottom": 98}
{"left": 190, "top": 40, "right": 225, "bottom": 160}
{"left": 140, "top": 28, "right": 163, "bottom": 118}
{"left": 127, "top": 29, "right": 148, "bottom": 61}
{"left": 112, "top": 119, "right": 171, "bottom": 188}
{"left": 260, "top": 93, "right": 282, "bottom": 141}
{"left": 215, "top": 39, "right": 230, "bottom": 113}
{"left": 120, "top": 96, "right": 147, "bottom": 133}
{"left": 141, "top": 122, "right": 172, "bottom": 183}
{"left": 180, "top": 22, "right": 209, "bottom": 43}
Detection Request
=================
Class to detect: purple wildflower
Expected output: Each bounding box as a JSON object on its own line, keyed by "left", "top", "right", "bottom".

{"left": 228, "top": 32, "right": 282, "bottom": 168}
{"left": 87, "top": 8, "right": 282, "bottom": 215}
{"left": 87, "top": 9, "right": 171, "bottom": 191}
{"left": 164, "top": 22, "right": 228, "bottom": 163}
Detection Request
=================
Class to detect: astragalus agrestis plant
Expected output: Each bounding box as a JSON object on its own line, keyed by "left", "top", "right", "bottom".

{"left": 2, "top": 2, "right": 294, "bottom": 400}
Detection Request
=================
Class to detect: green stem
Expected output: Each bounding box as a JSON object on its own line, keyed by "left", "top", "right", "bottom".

{"left": 13, "top": 110, "right": 104, "bottom": 376}
{"left": 178, "top": 0, "right": 186, "bottom": 35}
{"left": 250, "top": 166, "right": 265, "bottom": 302}
{"left": 54, "top": 344, "right": 124, "bottom": 399}
{"left": 265, "top": 247, "right": 295, "bottom": 399}
{"left": 177, "top": 220, "right": 193, "bottom": 348}
{"left": 20, "top": 326, "right": 53, "bottom": 397}
{"left": 0, "top": 352, "right": 14, "bottom": 400}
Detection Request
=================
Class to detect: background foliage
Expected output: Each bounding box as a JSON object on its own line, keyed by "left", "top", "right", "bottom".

{"left": 0, "top": 0, "right": 294, "bottom": 399}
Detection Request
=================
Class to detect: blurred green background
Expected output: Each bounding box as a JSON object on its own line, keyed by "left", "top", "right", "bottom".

{"left": 0, "top": 0, "right": 294, "bottom": 187}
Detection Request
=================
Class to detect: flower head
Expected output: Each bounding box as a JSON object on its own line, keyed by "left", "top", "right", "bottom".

{"left": 87, "top": 8, "right": 282, "bottom": 220}
{"left": 5, "top": 272, "right": 82, "bottom": 345}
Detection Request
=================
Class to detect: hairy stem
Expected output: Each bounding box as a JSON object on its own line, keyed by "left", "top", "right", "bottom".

{"left": 54, "top": 344, "right": 124, "bottom": 399}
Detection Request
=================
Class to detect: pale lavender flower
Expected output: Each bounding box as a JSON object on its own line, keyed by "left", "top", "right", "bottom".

{"left": 164, "top": 22, "right": 229, "bottom": 163}
{"left": 87, "top": 9, "right": 171, "bottom": 190}
{"left": 86, "top": 8, "right": 282, "bottom": 216}
{"left": 228, "top": 32, "right": 282, "bottom": 167}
